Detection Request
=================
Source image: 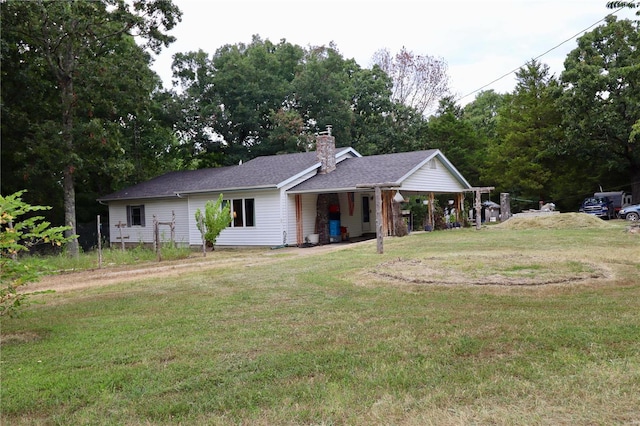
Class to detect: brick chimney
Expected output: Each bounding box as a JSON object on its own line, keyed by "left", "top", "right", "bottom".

{"left": 316, "top": 125, "right": 336, "bottom": 174}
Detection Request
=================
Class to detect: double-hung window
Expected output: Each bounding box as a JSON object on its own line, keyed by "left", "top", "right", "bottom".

{"left": 126, "top": 205, "right": 145, "bottom": 227}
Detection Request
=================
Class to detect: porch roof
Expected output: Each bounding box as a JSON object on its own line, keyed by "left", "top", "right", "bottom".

{"left": 288, "top": 149, "right": 458, "bottom": 194}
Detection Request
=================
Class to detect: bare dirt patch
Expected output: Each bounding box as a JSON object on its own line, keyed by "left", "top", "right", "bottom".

{"left": 0, "top": 331, "right": 44, "bottom": 345}
{"left": 368, "top": 254, "right": 611, "bottom": 287}
{"left": 364, "top": 213, "right": 636, "bottom": 288}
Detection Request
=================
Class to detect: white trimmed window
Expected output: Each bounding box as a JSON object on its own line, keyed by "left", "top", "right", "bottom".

{"left": 126, "top": 205, "right": 145, "bottom": 227}
{"left": 225, "top": 198, "right": 255, "bottom": 227}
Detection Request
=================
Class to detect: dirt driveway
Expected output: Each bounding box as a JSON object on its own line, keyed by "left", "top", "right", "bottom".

{"left": 24, "top": 243, "right": 359, "bottom": 294}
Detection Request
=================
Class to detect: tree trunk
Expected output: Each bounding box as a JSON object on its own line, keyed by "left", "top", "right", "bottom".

{"left": 63, "top": 166, "right": 78, "bottom": 256}
{"left": 61, "top": 73, "right": 79, "bottom": 257}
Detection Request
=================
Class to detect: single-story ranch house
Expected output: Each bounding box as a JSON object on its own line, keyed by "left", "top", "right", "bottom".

{"left": 98, "top": 131, "right": 473, "bottom": 248}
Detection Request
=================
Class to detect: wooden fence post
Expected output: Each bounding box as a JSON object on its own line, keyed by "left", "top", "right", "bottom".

{"left": 97, "top": 215, "right": 102, "bottom": 269}
{"left": 114, "top": 221, "right": 128, "bottom": 250}
{"left": 170, "top": 210, "right": 176, "bottom": 247}
{"left": 198, "top": 214, "right": 206, "bottom": 257}
{"left": 153, "top": 215, "right": 161, "bottom": 262}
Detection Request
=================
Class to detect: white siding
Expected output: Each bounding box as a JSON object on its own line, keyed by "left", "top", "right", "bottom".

{"left": 401, "top": 158, "right": 466, "bottom": 192}
{"left": 187, "top": 190, "right": 283, "bottom": 247}
{"left": 282, "top": 170, "right": 319, "bottom": 245}
{"left": 285, "top": 193, "right": 318, "bottom": 244}
{"left": 107, "top": 199, "right": 190, "bottom": 246}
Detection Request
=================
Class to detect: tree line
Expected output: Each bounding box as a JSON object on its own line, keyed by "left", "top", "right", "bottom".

{"left": 2, "top": 1, "right": 639, "bottom": 255}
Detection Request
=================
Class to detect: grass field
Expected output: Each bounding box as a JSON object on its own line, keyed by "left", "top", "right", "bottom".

{"left": 1, "top": 216, "right": 639, "bottom": 425}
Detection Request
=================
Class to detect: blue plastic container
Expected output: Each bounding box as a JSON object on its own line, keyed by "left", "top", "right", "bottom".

{"left": 329, "top": 220, "right": 340, "bottom": 237}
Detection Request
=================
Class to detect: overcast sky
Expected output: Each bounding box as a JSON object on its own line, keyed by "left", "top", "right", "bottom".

{"left": 151, "top": 1, "right": 636, "bottom": 106}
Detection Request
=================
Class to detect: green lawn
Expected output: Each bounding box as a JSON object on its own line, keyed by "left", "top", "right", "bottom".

{"left": 2, "top": 222, "right": 640, "bottom": 425}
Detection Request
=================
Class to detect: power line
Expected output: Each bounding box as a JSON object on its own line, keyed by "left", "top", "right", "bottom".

{"left": 456, "top": 7, "right": 626, "bottom": 103}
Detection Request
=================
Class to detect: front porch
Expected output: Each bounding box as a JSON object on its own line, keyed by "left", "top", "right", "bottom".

{"left": 287, "top": 189, "right": 469, "bottom": 247}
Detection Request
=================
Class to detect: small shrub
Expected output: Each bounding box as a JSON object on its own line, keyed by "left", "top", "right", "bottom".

{"left": 1, "top": 191, "right": 72, "bottom": 317}
{"left": 195, "top": 194, "right": 231, "bottom": 252}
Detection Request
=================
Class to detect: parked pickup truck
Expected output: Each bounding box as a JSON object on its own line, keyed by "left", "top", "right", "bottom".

{"left": 579, "top": 196, "right": 614, "bottom": 219}
{"left": 593, "top": 191, "right": 632, "bottom": 217}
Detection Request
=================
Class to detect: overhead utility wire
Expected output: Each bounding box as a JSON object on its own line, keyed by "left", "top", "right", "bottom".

{"left": 456, "top": 7, "right": 625, "bottom": 102}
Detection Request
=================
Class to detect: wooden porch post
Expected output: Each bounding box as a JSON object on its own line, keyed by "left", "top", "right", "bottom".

{"left": 375, "top": 186, "right": 383, "bottom": 254}
{"left": 295, "top": 194, "right": 303, "bottom": 246}
{"left": 456, "top": 193, "right": 463, "bottom": 223}
{"left": 429, "top": 192, "right": 435, "bottom": 229}
{"left": 475, "top": 189, "right": 482, "bottom": 230}
{"left": 357, "top": 182, "right": 400, "bottom": 254}
{"left": 470, "top": 187, "right": 495, "bottom": 230}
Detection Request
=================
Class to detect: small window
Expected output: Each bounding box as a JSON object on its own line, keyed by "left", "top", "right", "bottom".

{"left": 126, "top": 205, "right": 145, "bottom": 227}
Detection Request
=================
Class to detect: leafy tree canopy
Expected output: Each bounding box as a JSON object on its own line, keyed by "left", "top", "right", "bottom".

{"left": 482, "top": 60, "right": 563, "bottom": 210}
{"left": 424, "top": 97, "right": 486, "bottom": 185}
{"left": 560, "top": 16, "right": 640, "bottom": 202}
{"left": 0, "top": 0, "right": 181, "bottom": 256}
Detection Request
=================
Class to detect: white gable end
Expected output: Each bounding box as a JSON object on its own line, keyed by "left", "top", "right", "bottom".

{"left": 400, "top": 157, "right": 467, "bottom": 192}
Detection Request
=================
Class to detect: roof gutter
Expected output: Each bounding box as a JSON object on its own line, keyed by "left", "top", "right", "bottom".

{"left": 96, "top": 194, "right": 182, "bottom": 203}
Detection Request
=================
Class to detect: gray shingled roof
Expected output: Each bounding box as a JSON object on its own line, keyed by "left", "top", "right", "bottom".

{"left": 289, "top": 150, "right": 439, "bottom": 192}
{"left": 97, "top": 168, "right": 232, "bottom": 201}
{"left": 98, "top": 150, "right": 328, "bottom": 201}
{"left": 97, "top": 148, "right": 456, "bottom": 202}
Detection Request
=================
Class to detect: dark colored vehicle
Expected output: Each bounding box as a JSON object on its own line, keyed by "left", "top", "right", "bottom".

{"left": 579, "top": 196, "right": 614, "bottom": 219}
{"left": 594, "top": 191, "right": 632, "bottom": 217}
{"left": 618, "top": 203, "right": 640, "bottom": 221}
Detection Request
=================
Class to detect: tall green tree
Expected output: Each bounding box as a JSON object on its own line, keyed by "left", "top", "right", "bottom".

{"left": 0, "top": 0, "right": 181, "bottom": 256}
{"left": 559, "top": 16, "right": 640, "bottom": 203}
{"left": 482, "top": 60, "right": 563, "bottom": 210}
{"left": 350, "top": 65, "right": 425, "bottom": 155}
{"left": 170, "top": 49, "right": 224, "bottom": 168}
{"left": 172, "top": 37, "right": 431, "bottom": 160}
{"left": 291, "top": 44, "right": 357, "bottom": 147}
{"left": 172, "top": 39, "right": 312, "bottom": 166}
{"left": 1, "top": 4, "right": 61, "bottom": 212}
{"left": 463, "top": 90, "right": 506, "bottom": 143}
{"left": 349, "top": 65, "right": 394, "bottom": 154}
{"left": 423, "top": 97, "right": 485, "bottom": 185}
{"left": 169, "top": 38, "right": 441, "bottom": 165}
{"left": 210, "top": 36, "right": 305, "bottom": 164}
{"left": 461, "top": 90, "right": 507, "bottom": 187}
